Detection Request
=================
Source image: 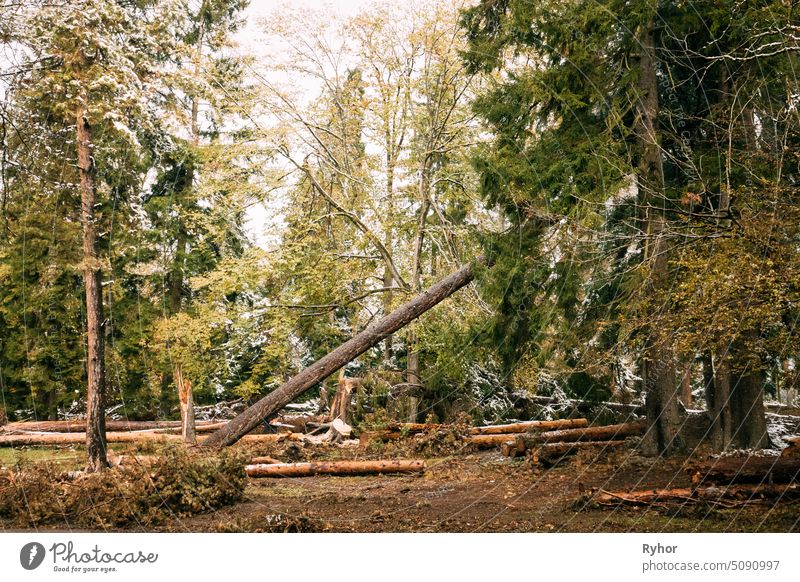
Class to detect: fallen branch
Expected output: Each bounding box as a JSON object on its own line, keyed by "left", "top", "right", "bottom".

{"left": 246, "top": 459, "right": 425, "bottom": 478}
{"left": 583, "top": 483, "right": 800, "bottom": 509}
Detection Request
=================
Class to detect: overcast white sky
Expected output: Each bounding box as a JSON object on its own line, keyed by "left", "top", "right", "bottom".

{"left": 235, "top": 0, "right": 377, "bottom": 248}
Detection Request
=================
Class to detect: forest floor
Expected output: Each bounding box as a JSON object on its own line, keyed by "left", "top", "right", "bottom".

{"left": 177, "top": 448, "right": 798, "bottom": 533}
{"left": 2, "top": 437, "right": 797, "bottom": 533}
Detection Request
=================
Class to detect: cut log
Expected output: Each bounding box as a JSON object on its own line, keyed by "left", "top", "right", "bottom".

{"left": 470, "top": 418, "right": 589, "bottom": 435}
{"left": 0, "top": 431, "right": 301, "bottom": 447}
{"left": 468, "top": 421, "right": 645, "bottom": 450}
{"left": 584, "top": 484, "right": 800, "bottom": 509}
{"left": 4, "top": 420, "right": 219, "bottom": 432}
{"left": 687, "top": 455, "right": 800, "bottom": 485}
{"left": 202, "top": 258, "right": 486, "bottom": 448}
{"left": 246, "top": 459, "right": 425, "bottom": 478}
{"left": 511, "top": 421, "right": 646, "bottom": 450}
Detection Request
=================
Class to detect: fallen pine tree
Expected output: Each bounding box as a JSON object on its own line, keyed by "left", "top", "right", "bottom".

{"left": 245, "top": 459, "right": 425, "bottom": 478}
{"left": 686, "top": 455, "right": 800, "bottom": 485}
{"left": 581, "top": 483, "right": 800, "bottom": 509}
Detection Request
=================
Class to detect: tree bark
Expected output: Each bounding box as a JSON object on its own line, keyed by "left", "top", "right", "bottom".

{"left": 245, "top": 459, "right": 425, "bottom": 478}
{"left": 0, "top": 431, "right": 300, "bottom": 447}
{"left": 77, "top": 92, "right": 108, "bottom": 472}
{"left": 730, "top": 365, "right": 769, "bottom": 449}
{"left": 4, "top": 420, "right": 219, "bottom": 433}
{"left": 469, "top": 418, "right": 589, "bottom": 435}
{"left": 634, "top": 21, "right": 682, "bottom": 456}
{"left": 174, "top": 363, "right": 196, "bottom": 444}
{"left": 202, "top": 258, "right": 486, "bottom": 447}
{"left": 491, "top": 420, "right": 646, "bottom": 452}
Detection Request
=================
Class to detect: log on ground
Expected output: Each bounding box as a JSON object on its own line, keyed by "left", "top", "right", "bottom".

{"left": 0, "top": 431, "right": 301, "bottom": 447}
{"left": 583, "top": 483, "right": 800, "bottom": 509}
{"left": 470, "top": 418, "right": 589, "bottom": 435}
{"left": 246, "top": 459, "right": 425, "bottom": 478}
{"left": 4, "top": 420, "right": 219, "bottom": 433}
{"left": 687, "top": 455, "right": 800, "bottom": 485}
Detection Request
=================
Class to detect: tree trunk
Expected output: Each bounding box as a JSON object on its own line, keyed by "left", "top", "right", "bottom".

{"left": 245, "top": 459, "right": 425, "bottom": 478}
{"left": 202, "top": 258, "right": 486, "bottom": 447}
{"left": 634, "top": 21, "right": 682, "bottom": 456}
{"left": 710, "top": 349, "right": 733, "bottom": 450}
{"left": 174, "top": 363, "right": 196, "bottom": 444}
{"left": 730, "top": 367, "right": 769, "bottom": 449}
{"left": 680, "top": 359, "right": 693, "bottom": 408}
{"left": 77, "top": 94, "right": 108, "bottom": 472}
{"left": 404, "top": 176, "right": 431, "bottom": 423}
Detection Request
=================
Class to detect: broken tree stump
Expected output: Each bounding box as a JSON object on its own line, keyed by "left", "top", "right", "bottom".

{"left": 328, "top": 373, "right": 360, "bottom": 425}
{"left": 687, "top": 455, "right": 800, "bottom": 485}
{"left": 202, "top": 258, "right": 487, "bottom": 448}
{"left": 175, "top": 363, "right": 196, "bottom": 445}
{"left": 245, "top": 459, "right": 426, "bottom": 478}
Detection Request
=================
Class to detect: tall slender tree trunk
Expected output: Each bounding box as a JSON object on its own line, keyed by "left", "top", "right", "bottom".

{"left": 634, "top": 21, "right": 682, "bottom": 456}
{"left": 405, "top": 167, "right": 431, "bottom": 422}
{"left": 77, "top": 95, "right": 108, "bottom": 472}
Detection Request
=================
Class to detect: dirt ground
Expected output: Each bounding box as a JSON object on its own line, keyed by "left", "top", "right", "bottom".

{"left": 168, "top": 444, "right": 800, "bottom": 533}
{"left": 2, "top": 437, "right": 797, "bottom": 533}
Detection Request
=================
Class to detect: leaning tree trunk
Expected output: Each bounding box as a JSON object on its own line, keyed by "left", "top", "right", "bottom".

{"left": 202, "top": 258, "right": 486, "bottom": 447}
{"left": 77, "top": 91, "right": 108, "bottom": 472}
{"left": 634, "top": 22, "right": 682, "bottom": 455}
